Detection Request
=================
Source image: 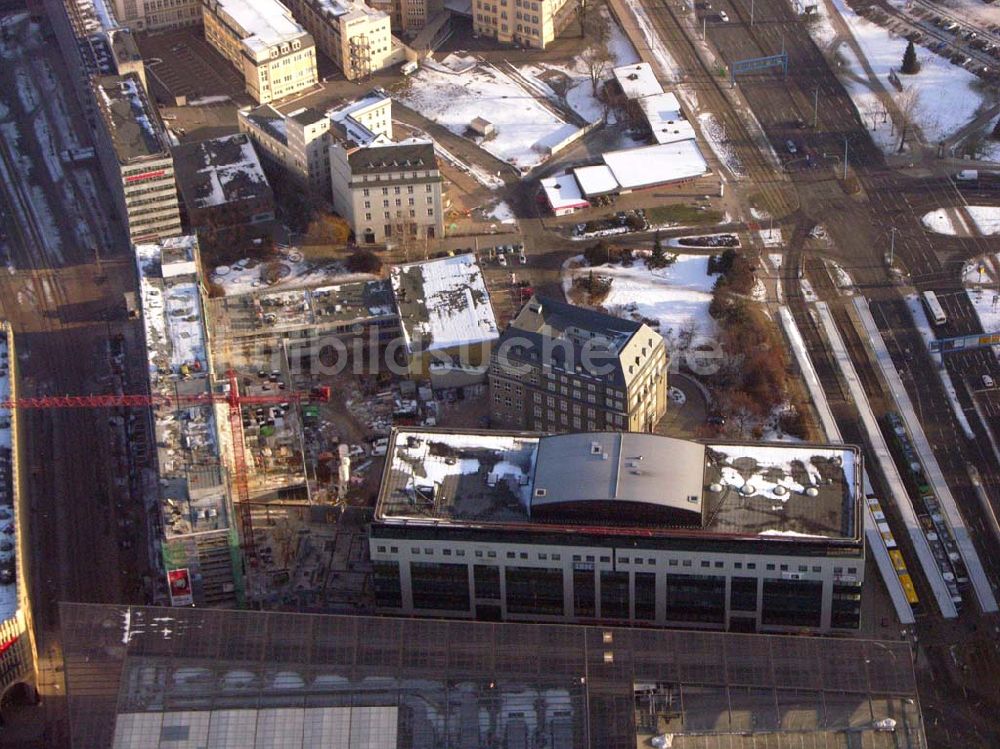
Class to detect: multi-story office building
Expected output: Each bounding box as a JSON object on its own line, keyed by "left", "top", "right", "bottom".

{"left": 490, "top": 296, "right": 668, "bottom": 433}
{"left": 110, "top": 0, "right": 201, "bottom": 31}
{"left": 472, "top": 0, "right": 576, "bottom": 48}
{"left": 202, "top": 0, "right": 318, "bottom": 104}
{"left": 237, "top": 89, "right": 393, "bottom": 199}
{"left": 330, "top": 137, "right": 444, "bottom": 244}
{"left": 283, "top": 0, "right": 405, "bottom": 80}
{"left": 92, "top": 74, "right": 183, "bottom": 244}
{"left": 370, "top": 428, "right": 866, "bottom": 634}
{"left": 0, "top": 323, "right": 38, "bottom": 708}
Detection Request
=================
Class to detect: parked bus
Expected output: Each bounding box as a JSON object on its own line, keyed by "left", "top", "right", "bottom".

{"left": 922, "top": 290, "right": 947, "bottom": 326}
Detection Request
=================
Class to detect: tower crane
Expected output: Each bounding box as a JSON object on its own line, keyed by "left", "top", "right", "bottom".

{"left": 0, "top": 370, "right": 330, "bottom": 565}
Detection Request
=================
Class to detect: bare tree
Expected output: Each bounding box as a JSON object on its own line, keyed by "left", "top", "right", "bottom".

{"left": 895, "top": 87, "right": 921, "bottom": 153}
{"left": 582, "top": 45, "right": 612, "bottom": 96}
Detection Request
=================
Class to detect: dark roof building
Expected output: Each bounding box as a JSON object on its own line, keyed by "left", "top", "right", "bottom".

{"left": 490, "top": 296, "right": 668, "bottom": 432}
{"left": 172, "top": 133, "right": 275, "bottom": 229}
{"left": 61, "top": 602, "right": 926, "bottom": 749}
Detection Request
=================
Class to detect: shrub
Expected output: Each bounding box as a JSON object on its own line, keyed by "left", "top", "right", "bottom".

{"left": 346, "top": 249, "right": 382, "bottom": 274}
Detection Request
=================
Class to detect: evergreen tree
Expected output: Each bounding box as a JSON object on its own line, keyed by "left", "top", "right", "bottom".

{"left": 648, "top": 231, "right": 669, "bottom": 269}
{"left": 901, "top": 41, "right": 920, "bottom": 75}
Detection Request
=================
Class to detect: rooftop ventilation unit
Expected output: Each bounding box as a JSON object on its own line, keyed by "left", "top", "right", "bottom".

{"left": 590, "top": 442, "right": 602, "bottom": 455}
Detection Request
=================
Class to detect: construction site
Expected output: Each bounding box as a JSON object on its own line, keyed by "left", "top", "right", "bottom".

{"left": 126, "top": 234, "right": 502, "bottom": 610}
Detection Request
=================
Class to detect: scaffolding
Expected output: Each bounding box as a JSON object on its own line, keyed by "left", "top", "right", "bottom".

{"left": 348, "top": 32, "right": 372, "bottom": 81}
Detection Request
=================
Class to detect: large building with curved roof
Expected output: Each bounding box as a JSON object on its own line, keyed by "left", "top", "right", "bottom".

{"left": 371, "top": 427, "right": 865, "bottom": 634}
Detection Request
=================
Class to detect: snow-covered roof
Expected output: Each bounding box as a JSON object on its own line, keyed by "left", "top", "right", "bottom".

{"left": 573, "top": 164, "right": 619, "bottom": 198}
{"left": 602, "top": 141, "right": 708, "bottom": 190}
{"left": 327, "top": 91, "right": 390, "bottom": 145}
{"left": 209, "top": 0, "right": 309, "bottom": 53}
{"left": 390, "top": 255, "right": 499, "bottom": 354}
{"left": 309, "top": 0, "right": 388, "bottom": 22}
{"left": 704, "top": 442, "right": 860, "bottom": 540}
{"left": 134, "top": 237, "right": 229, "bottom": 538}
{"left": 376, "top": 429, "right": 862, "bottom": 542}
{"left": 96, "top": 74, "right": 170, "bottom": 162}
{"left": 540, "top": 172, "right": 589, "bottom": 211}
{"left": 378, "top": 429, "right": 540, "bottom": 521}
{"left": 0, "top": 324, "right": 18, "bottom": 623}
{"left": 174, "top": 134, "right": 271, "bottom": 210}
{"left": 638, "top": 92, "right": 696, "bottom": 145}
{"left": 612, "top": 62, "right": 663, "bottom": 100}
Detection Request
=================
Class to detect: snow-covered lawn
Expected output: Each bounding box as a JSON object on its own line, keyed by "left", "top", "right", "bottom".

{"left": 515, "top": 8, "right": 639, "bottom": 125}
{"left": 758, "top": 226, "right": 783, "bottom": 247}
{"left": 921, "top": 209, "right": 957, "bottom": 235}
{"left": 967, "top": 206, "right": 1000, "bottom": 235}
{"left": 484, "top": 200, "right": 516, "bottom": 225}
{"left": 563, "top": 255, "right": 719, "bottom": 346}
{"left": 830, "top": 0, "right": 986, "bottom": 149}
{"left": 399, "top": 60, "right": 579, "bottom": 171}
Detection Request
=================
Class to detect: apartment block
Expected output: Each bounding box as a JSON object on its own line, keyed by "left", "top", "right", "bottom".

{"left": 110, "top": 0, "right": 201, "bottom": 31}
{"left": 370, "top": 429, "right": 866, "bottom": 634}
{"left": 330, "top": 137, "right": 444, "bottom": 245}
{"left": 202, "top": 0, "right": 318, "bottom": 104}
{"left": 472, "top": 0, "right": 576, "bottom": 48}
{"left": 490, "top": 296, "right": 668, "bottom": 433}
{"left": 283, "top": 0, "right": 405, "bottom": 80}
{"left": 237, "top": 89, "right": 393, "bottom": 198}
{"left": 92, "top": 74, "right": 183, "bottom": 244}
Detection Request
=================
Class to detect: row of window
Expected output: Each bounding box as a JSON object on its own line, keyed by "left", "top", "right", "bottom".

{"left": 364, "top": 196, "right": 434, "bottom": 209}
{"left": 373, "top": 545, "right": 858, "bottom": 577}
{"left": 376, "top": 563, "right": 853, "bottom": 629}
{"left": 363, "top": 209, "right": 435, "bottom": 221}
{"left": 362, "top": 184, "right": 435, "bottom": 196}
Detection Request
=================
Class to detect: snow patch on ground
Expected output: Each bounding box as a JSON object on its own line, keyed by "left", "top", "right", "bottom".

{"left": 400, "top": 60, "right": 580, "bottom": 171}
{"left": 921, "top": 209, "right": 957, "bottom": 235}
{"left": 564, "top": 255, "right": 719, "bottom": 347}
{"left": 758, "top": 226, "right": 783, "bottom": 247}
{"left": 484, "top": 200, "right": 516, "bottom": 225}
{"left": 831, "top": 0, "right": 986, "bottom": 149}
{"left": 628, "top": 0, "right": 683, "bottom": 80}
{"left": 697, "top": 112, "right": 745, "bottom": 178}
{"left": 966, "top": 206, "right": 1000, "bottom": 235}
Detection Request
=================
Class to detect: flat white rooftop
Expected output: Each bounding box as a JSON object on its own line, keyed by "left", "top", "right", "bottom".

{"left": 603, "top": 141, "right": 708, "bottom": 191}
{"left": 612, "top": 62, "right": 663, "bottom": 100}
{"left": 390, "top": 255, "right": 499, "bottom": 354}
{"left": 639, "top": 92, "right": 696, "bottom": 145}
{"left": 573, "top": 164, "right": 619, "bottom": 198}
{"left": 214, "top": 0, "right": 307, "bottom": 50}
{"left": 540, "top": 172, "right": 589, "bottom": 211}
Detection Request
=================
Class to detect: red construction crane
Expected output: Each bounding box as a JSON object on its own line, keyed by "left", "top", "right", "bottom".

{"left": 0, "top": 370, "right": 331, "bottom": 566}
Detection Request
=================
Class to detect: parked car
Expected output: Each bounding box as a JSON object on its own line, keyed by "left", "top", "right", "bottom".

{"left": 785, "top": 139, "right": 798, "bottom": 155}
{"left": 983, "top": 374, "right": 995, "bottom": 388}
{"left": 371, "top": 437, "right": 390, "bottom": 456}
{"left": 719, "top": 10, "right": 729, "bottom": 21}
{"left": 498, "top": 252, "right": 508, "bottom": 267}
{"left": 518, "top": 250, "right": 527, "bottom": 264}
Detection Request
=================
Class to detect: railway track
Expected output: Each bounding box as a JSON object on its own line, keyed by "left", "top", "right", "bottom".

{"left": 622, "top": 0, "right": 795, "bottom": 215}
